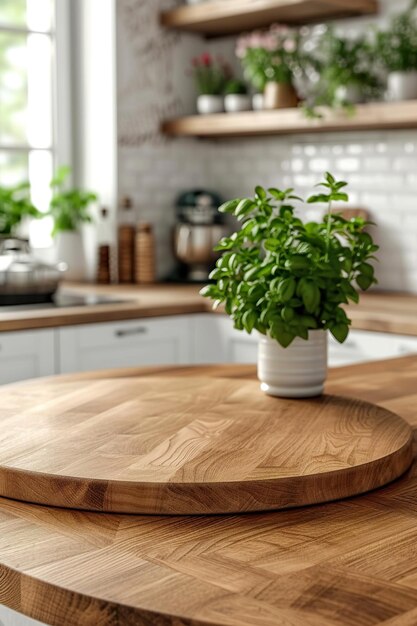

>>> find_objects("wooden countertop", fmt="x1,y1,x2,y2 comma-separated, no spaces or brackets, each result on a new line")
2,283,417,336
1,358,417,625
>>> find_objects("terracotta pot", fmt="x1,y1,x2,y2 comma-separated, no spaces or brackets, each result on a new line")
258,330,328,398
263,81,299,110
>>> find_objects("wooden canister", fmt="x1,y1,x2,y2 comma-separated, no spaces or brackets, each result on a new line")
135,223,156,284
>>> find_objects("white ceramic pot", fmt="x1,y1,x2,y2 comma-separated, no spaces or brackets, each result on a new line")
55,231,87,282
197,95,223,115
224,94,251,113
335,84,365,104
387,71,417,101
258,330,328,398
252,93,264,111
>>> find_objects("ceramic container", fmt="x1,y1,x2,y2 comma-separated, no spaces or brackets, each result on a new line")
55,231,87,282
258,330,328,398
252,93,264,111
224,94,251,113
387,71,417,102
263,81,299,110
197,95,223,115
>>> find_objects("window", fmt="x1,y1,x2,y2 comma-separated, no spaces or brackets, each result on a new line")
0,0,55,246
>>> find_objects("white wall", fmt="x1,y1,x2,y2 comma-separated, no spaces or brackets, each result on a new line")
116,0,417,291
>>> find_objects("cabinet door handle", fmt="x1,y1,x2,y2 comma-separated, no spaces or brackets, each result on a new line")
115,327,148,338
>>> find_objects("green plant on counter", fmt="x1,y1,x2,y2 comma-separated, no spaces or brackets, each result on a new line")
304,29,384,117
224,79,248,95
376,0,417,72
200,173,378,348
49,166,98,236
0,181,40,235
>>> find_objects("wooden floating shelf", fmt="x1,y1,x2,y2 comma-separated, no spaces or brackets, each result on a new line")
160,0,378,37
162,101,417,138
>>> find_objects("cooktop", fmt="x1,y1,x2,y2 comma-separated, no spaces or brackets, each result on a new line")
0,293,127,311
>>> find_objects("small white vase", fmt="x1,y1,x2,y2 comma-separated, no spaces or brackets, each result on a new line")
335,84,365,104
387,71,417,101
55,231,87,282
196,95,223,115
224,94,251,113
258,330,328,398
252,93,264,111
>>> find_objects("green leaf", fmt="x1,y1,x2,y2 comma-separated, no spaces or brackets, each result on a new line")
235,198,255,219
255,185,266,200
330,323,349,343
297,279,321,314
307,193,331,204
281,306,295,322
242,310,257,333
356,274,373,290
325,172,335,184
277,277,296,302
286,256,310,271
218,199,240,214
359,262,374,277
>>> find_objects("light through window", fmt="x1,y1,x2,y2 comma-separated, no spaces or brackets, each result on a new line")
0,0,55,247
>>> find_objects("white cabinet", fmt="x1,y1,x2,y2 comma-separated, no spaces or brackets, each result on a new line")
194,315,417,368
193,314,258,364
0,329,55,385
329,329,417,367
58,315,193,374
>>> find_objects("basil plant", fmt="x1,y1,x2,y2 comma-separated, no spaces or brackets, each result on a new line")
201,173,378,348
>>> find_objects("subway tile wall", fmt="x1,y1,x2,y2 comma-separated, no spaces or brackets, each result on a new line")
117,0,417,290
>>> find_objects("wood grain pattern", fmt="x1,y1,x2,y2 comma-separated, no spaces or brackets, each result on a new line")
0,375,412,514
160,0,377,36
1,360,417,625
162,102,417,138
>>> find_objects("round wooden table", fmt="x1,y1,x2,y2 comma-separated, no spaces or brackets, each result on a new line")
0,361,417,626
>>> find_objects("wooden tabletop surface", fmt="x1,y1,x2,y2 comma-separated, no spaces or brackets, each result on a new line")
2,283,417,337
2,358,417,625
0,374,412,515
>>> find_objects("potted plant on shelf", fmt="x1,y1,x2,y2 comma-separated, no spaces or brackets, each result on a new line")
236,25,301,110
376,0,417,101
0,181,40,236
304,29,384,117
48,166,98,281
224,78,251,113
190,53,230,115
200,173,378,399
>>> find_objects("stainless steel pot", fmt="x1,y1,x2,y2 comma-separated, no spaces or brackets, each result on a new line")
0,237,67,305
174,224,228,281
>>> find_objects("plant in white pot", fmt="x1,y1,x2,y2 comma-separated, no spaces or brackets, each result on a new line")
304,29,384,117
200,173,378,398
190,53,230,115
224,79,251,113
376,0,417,102
49,166,98,282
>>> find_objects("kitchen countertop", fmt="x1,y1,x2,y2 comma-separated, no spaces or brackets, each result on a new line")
2,283,417,336
1,357,417,625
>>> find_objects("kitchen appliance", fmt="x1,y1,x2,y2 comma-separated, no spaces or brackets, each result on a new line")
173,190,229,282
0,292,127,311
0,237,67,305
